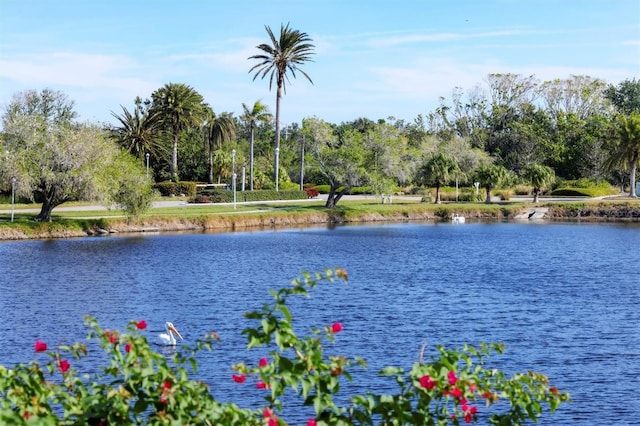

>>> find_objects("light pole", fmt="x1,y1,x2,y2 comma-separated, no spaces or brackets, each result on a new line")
299,135,305,191
231,149,236,209
10,176,16,222
145,152,150,178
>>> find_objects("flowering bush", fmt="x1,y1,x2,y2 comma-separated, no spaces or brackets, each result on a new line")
0,268,568,425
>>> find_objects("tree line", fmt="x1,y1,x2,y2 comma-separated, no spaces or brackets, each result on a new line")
1,23,639,220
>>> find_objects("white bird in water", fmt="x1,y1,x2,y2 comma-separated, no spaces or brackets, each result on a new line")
155,322,183,346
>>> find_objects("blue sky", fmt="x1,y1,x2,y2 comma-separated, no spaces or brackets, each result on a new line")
1,0,638,127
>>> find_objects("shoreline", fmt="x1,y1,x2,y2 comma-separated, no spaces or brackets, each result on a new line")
1,198,639,241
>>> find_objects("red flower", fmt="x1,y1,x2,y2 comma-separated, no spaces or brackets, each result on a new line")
160,395,167,404
267,419,277,426
163,380,172,390
34,340,47,352
447,371,458,386
125,343,131,353
259,357,268,367
451,388,463,399
104,330,118,344
331,322,343,333
307,420,317,426
136,320,147,330
232,374,246,383
263,408,273,418
419,374,437,390
58,359,70,373
256,381,268,389
23,412,30,419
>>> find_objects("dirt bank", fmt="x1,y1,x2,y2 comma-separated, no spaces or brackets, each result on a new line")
1,201,638,241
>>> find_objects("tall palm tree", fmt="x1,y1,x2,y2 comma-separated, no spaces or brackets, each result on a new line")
110,99,164,163
241,100,273,190
150,83,204,182
415,152,459,204
606,112,640,197
203,107,236,184
248,23,315,191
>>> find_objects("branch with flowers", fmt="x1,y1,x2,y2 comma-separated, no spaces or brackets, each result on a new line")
0,268,569,425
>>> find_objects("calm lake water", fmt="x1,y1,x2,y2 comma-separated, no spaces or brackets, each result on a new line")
1,221,639,424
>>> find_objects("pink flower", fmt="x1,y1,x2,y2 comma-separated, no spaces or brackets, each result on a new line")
263,408,273,418
34,340,47,352
125,343,131,353
469,382,477,393
451,388,463,399
160,395,167,404
136,320,147,330
419,374,437,390
447,371,458,386
307,420,317,426
267,419,277,426
331,322,343,333
58,359,70,373
232,374,246,383
256,381,268,389
259,357,268,367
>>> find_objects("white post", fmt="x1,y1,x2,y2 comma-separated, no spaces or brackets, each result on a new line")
241,167,245,192
232,150,236,209
11,176,16,222
145,152,150,178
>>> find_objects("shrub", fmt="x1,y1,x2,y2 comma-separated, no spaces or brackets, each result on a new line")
305,188,320,198
153,182,197,197
0,269,569,425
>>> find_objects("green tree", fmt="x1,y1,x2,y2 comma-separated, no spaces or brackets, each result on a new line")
474,164,509,204
2,91,151,221
606,112,640,197
109,98,165,166
248,23,315,191
521,163,555,203
150,83,205,182
415,152,460,204
605,78,640,115
305,117,368,208
202,107,236,184
241,101,273,190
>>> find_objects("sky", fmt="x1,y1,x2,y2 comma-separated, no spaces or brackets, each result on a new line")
1,0,638,127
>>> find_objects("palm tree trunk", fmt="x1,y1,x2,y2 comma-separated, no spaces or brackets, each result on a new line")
629,153,638,197
249,125,255,190
274,80,283,191
435,185,441,204
172,132,179,182
208,143,214,184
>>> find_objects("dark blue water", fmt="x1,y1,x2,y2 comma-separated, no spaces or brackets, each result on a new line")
1,222,639,424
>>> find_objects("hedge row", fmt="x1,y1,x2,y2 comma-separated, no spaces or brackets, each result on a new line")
192,189,308,204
